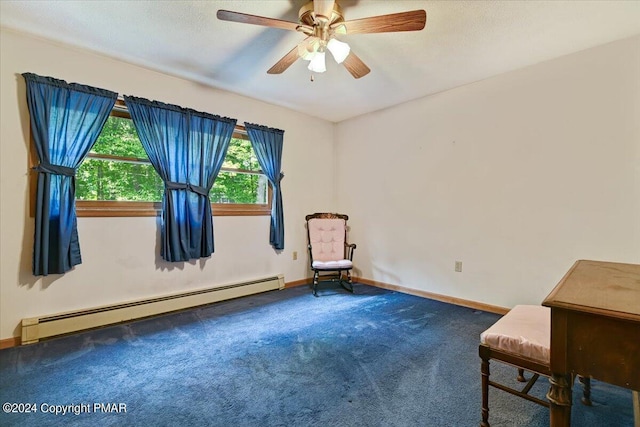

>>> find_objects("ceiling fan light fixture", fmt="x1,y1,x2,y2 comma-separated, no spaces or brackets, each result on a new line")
308,50,326,73
327,38,350,64
298,38,321,61
299,48,317,61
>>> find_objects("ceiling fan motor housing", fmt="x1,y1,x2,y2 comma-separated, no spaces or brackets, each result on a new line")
299,1,344,27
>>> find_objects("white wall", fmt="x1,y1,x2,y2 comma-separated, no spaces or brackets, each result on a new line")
2,28,639,341
335,35,640,308
0,28,335,340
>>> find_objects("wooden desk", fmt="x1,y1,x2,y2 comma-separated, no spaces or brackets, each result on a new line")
542,260,640,427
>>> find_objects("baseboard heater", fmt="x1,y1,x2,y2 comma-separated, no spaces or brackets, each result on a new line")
21,274,284,345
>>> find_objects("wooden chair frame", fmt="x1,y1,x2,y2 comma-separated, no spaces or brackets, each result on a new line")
305,213,356,297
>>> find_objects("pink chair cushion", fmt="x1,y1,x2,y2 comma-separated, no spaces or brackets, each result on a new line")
480,305,550,365
308,218,347,262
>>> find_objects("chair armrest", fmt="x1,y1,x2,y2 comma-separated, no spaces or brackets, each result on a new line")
345,243,356,261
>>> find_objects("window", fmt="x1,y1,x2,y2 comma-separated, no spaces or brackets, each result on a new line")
211,129,271,215
74,101,271,217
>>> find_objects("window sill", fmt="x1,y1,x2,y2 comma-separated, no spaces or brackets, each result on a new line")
75,201,270,217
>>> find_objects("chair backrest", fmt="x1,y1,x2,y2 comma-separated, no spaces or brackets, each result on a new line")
306,213,349,262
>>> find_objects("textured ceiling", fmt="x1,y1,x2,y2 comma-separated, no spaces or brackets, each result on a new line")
1,1,639,122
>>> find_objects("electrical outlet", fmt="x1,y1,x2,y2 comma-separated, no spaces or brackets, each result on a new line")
292,251,298,261
455,261,462,272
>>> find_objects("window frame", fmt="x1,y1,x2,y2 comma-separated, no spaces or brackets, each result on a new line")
43,100,272,217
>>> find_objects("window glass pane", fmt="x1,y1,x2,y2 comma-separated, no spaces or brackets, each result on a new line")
211,171,268,204
223,137,261,171
92,115,146,158
76,158,163,201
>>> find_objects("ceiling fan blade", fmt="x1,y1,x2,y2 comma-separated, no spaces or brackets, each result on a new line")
268,38,311,74
342,51,370,79
335,10,426,35
314,0,335,20
217,10,300,31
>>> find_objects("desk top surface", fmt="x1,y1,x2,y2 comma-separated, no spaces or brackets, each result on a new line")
542,260,640,321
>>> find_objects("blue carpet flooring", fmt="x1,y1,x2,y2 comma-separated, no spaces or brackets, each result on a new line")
0,283,634,426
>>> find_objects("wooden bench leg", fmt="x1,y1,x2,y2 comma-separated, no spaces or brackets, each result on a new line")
517,368,526,382
481,357,490,427
579,376,592,406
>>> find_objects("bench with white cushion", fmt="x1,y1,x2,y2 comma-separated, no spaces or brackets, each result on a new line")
479,305,591,427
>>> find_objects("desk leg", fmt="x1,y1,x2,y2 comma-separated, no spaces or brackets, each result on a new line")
547,373,572,426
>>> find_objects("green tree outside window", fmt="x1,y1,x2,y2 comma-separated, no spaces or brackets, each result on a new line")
76,115,268,206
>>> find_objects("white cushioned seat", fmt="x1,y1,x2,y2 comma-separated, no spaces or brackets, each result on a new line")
480,305,550,365
478,304,594,426
312,260,353,270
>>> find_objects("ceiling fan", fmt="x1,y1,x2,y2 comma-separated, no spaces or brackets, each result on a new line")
217,0,427,79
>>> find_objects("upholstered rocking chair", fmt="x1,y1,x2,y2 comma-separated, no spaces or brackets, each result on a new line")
305,213,356,297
